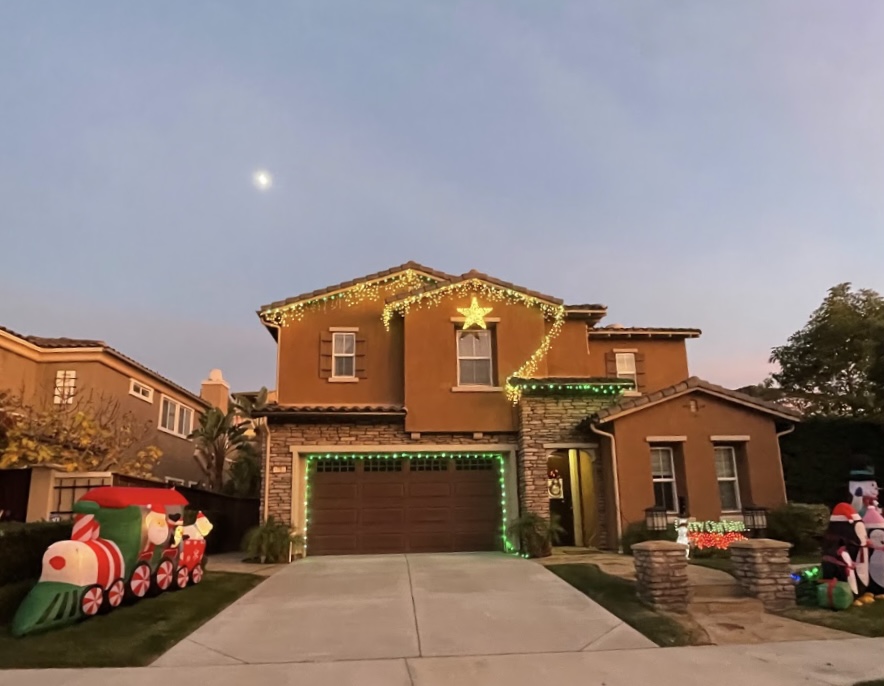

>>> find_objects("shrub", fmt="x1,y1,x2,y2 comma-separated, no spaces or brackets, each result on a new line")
241,517,302,564
506,513,565,558
766,503,829,555
0,521,72,585
620,521,676,555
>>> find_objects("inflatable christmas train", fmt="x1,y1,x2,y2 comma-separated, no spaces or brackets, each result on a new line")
12,487,212,637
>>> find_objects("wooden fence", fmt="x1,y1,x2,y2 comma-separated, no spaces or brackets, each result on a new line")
0,468,31,522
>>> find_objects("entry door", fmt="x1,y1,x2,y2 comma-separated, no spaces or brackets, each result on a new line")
547,452,575,546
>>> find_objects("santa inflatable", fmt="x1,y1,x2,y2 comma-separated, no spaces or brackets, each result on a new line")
821,503,871,602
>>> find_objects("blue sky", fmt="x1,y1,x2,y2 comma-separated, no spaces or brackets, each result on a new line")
1,2,883,394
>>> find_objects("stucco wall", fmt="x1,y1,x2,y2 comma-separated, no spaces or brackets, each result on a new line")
611,391,788,526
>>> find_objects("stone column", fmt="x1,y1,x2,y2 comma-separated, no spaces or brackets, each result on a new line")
632,540,691,612
729,539,795,611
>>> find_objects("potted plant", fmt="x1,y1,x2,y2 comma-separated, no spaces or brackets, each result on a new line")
507,512,565,558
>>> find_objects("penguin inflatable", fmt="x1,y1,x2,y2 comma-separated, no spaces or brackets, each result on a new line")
821,503,868,598
864,507,884,598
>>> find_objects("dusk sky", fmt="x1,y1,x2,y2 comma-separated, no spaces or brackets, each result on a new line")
2,2,883,395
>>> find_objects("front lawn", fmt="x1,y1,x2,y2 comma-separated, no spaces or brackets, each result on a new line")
547,563,705,647
0,572,262,669
780,600,884,638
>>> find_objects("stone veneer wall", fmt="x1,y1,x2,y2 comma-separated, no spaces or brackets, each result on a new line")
729,539,796,611
632,540,691,612
517,395,616,546
263,417,517,525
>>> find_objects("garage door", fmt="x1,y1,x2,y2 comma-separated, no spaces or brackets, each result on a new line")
307,455,503,555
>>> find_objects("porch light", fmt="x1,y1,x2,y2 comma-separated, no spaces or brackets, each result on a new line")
645,506,669,532
742,506,768,537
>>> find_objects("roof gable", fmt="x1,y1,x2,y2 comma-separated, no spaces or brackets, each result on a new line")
590,376,802,423
258,261,453,326
385,269,563,308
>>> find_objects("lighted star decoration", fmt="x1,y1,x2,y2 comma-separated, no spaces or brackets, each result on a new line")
457,297,493,329
252,169,273,191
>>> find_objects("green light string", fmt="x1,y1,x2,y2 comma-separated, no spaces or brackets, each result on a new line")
302,452,513,556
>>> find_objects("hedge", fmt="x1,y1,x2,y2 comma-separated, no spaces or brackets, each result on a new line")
781,418,884,506
0,521,72,586
766,503,829,555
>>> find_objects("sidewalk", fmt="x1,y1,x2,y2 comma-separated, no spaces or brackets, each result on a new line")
206,552,284,578
1,637,882,685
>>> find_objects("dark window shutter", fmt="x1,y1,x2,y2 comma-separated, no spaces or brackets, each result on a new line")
319,333,333,379
355,337,367,379
635,353,647,391
604,352,617,377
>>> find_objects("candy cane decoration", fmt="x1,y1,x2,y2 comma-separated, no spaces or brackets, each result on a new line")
72,514,100,542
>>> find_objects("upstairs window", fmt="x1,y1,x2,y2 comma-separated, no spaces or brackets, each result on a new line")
714,445,742,512
53,370,77,405
130,379,154,403
332,332,356,379
457,330,494,386
615,352,637,387
160,396,193,438
650,446,678,513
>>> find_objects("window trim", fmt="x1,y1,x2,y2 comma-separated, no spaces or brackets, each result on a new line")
650,445,679,514
714,445,742,513
455,328,495,388
53,370,77,405
158,395,194,438
129,379,154,403
331,331,357,380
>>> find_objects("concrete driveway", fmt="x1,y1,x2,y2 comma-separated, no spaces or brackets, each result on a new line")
154,552,654,666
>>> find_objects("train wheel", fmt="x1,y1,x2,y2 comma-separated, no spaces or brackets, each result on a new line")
129,563,151,600
105,579,125,610
175,565,189,589
155,559,174,592
191,564,204,585
81,585,104,617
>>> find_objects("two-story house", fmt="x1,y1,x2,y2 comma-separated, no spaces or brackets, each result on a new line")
0,325,231,484
255,262,799,555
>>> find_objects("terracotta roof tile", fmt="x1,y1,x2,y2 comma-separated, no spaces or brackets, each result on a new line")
259,261,454,312
565,304,607,311
588,326,701,338
590,376,802,423
255,403,406,416
0,325,210,408
386,269,564,306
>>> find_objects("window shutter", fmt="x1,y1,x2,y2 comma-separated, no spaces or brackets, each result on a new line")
604,352,617,377
635,352,647,390
319,333,333,379
355,336,367,379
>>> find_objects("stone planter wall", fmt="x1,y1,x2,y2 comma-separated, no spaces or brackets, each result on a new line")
632,540,691,612
729,539,795,611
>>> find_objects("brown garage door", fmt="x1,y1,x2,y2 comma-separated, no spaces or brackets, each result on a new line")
307,455,502,555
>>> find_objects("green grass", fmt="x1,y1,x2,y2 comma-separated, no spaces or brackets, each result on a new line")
780,599,884,638
547,564,701,647
0,572,262,669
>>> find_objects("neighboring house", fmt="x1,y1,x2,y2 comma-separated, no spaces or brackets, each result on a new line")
254,262,800,555
0,325,231,485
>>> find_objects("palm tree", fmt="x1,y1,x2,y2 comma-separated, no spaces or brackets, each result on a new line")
189,388,267,492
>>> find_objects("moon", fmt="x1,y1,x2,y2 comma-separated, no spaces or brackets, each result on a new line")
252,170,273,191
